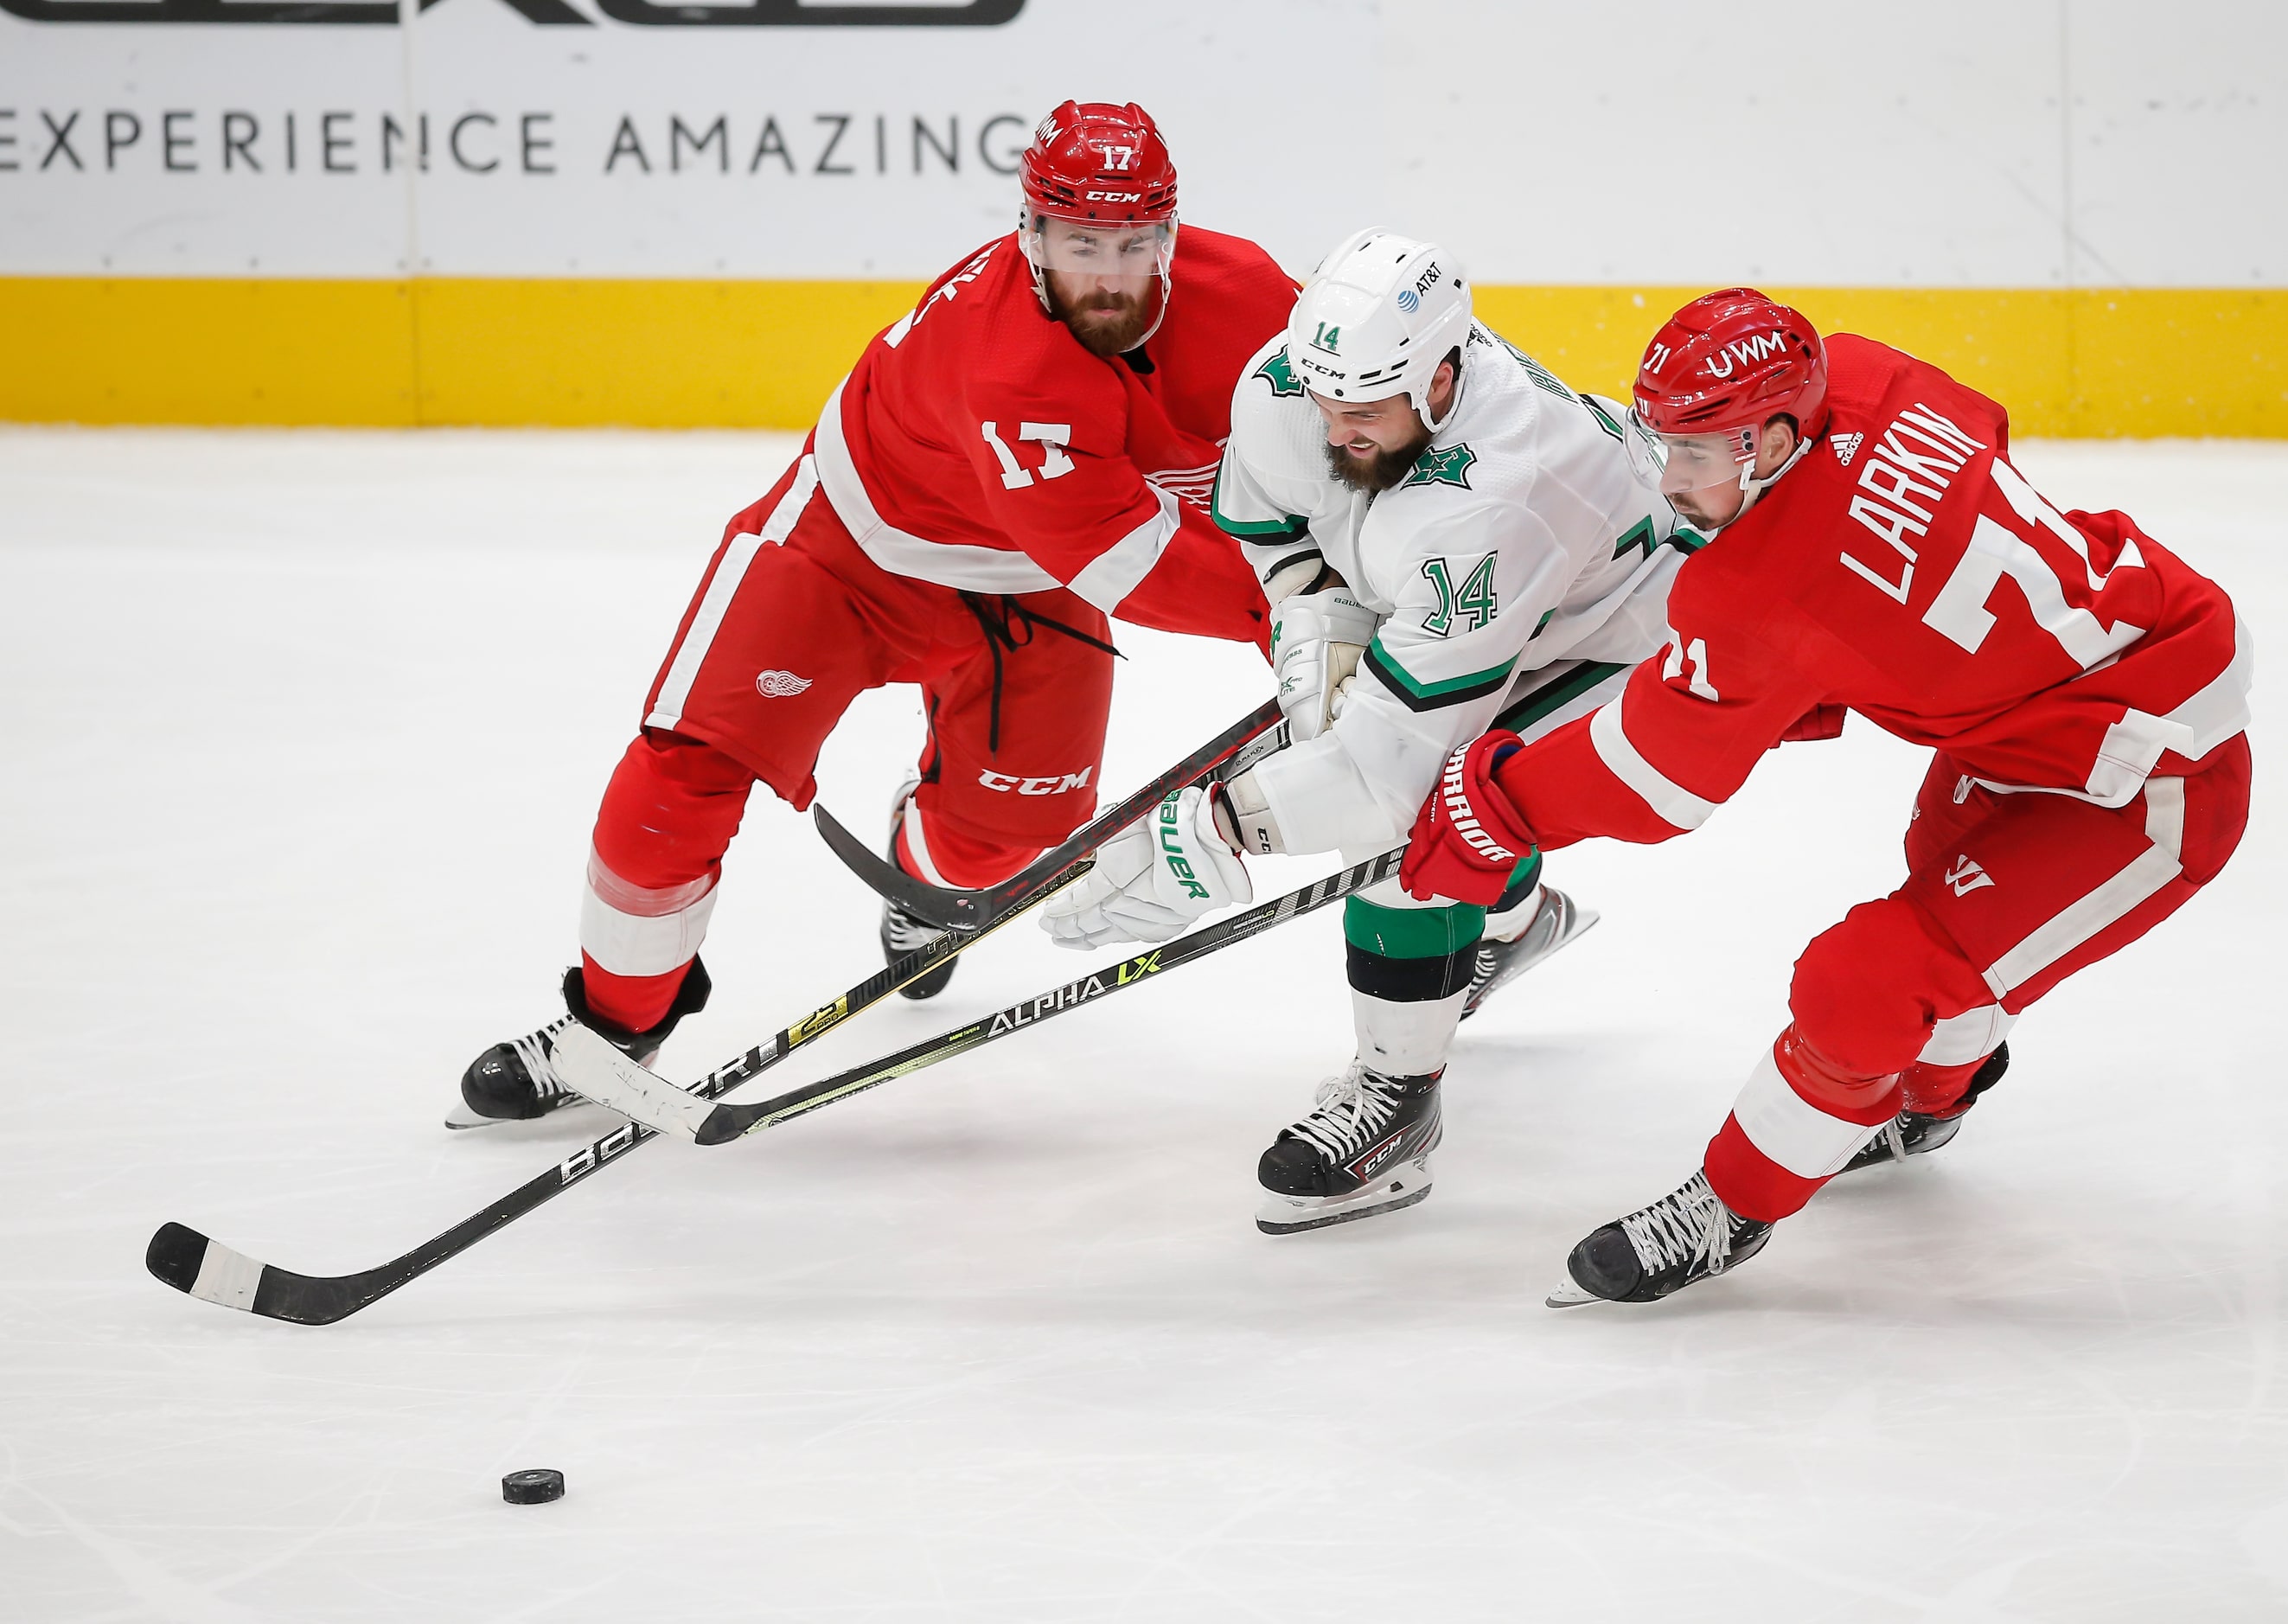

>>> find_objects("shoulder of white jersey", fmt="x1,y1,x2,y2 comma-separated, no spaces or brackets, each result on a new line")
1364,326,1556,513
1225,335,1330,480
1452,326,1666,508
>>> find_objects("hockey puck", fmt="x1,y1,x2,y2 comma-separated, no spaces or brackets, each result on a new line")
502,1468,565,1506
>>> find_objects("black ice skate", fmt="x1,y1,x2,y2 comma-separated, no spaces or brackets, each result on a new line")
1461,884,1599,1021
1256,1065,1441,1235
1546,1167,1774,1307
1841,1045,2010,1174
446,960,711,1128
880,898,959,1001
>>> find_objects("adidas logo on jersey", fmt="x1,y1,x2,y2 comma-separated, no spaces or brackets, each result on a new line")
1831,432,1864,467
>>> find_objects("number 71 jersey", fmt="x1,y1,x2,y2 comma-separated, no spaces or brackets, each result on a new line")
1500,334,2252,852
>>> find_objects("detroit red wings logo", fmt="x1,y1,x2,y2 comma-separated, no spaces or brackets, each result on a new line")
1144,458,1221,512
756,669,814,698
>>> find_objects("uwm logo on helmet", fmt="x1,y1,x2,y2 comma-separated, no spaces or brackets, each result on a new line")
1704,329,1791,380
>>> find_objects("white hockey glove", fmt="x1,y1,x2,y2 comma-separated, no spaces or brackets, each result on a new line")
1270,586,1379,741
1040,785,1254,950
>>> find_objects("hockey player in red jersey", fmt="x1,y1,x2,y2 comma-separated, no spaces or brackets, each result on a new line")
450,101,1296,1126
1402,289,2253,1304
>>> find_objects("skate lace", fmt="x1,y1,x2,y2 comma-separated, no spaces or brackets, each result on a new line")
1620,1172,1744,1276
509,1013,578,1103
1288,1067,1405,1163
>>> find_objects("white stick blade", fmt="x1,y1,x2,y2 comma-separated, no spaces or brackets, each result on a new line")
549,1024,709,1141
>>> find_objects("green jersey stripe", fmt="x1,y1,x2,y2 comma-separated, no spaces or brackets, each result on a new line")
1495,659,1631,733
1210,461,1309,540
1364,640,1518,713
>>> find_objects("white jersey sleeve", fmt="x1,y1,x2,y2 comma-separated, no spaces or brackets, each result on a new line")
1249,488,1558,854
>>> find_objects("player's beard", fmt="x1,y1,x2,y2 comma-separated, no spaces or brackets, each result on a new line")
1325,423,1431,494
1047,278,1159,358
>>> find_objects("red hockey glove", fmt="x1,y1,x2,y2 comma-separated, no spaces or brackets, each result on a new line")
1401,731,1536,905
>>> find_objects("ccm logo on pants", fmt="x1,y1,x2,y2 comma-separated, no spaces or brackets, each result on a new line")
978,769,1094,796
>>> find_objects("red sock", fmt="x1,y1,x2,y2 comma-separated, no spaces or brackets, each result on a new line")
1703,1026,1903,1223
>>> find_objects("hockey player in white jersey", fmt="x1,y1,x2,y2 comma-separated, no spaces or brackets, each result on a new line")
1041,229,1697,1232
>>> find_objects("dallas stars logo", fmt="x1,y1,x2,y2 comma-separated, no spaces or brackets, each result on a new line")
1402,443,1477,489
1255,348,1305,398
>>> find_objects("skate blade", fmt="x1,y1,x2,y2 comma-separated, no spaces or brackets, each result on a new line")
1463,893,1601,1019
1543,1278,1601,1309
441,1097,593,1131
1256,1164,1432,1236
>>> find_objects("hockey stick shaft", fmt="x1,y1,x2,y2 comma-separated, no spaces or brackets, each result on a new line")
692,847,1405,1146
144,708,1284,1326
144,847,1091,1327
813,700,1285,930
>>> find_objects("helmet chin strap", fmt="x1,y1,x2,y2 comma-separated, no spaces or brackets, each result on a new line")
1725,429,1815,519
1133,272,1173,348
1412,349,1466,436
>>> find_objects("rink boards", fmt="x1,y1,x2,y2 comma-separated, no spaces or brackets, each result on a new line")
5,2,2286,436
5,276,2285,438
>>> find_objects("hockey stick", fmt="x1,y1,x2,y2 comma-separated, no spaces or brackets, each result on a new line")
562,847,1406,1148
142,705,1283,1327
813,704,1288,931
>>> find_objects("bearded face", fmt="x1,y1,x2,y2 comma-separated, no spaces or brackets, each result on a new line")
1323,417,1433,493
1044,271,1160,358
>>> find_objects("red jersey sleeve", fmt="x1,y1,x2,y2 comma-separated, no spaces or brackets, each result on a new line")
959,369,1265,645
1108,515,1272,649
1490,596,1828,850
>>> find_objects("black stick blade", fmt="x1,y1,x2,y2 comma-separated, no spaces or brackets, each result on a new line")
813,802,1010,931
145,1221,211,1294
144,1222,324,1320
693,1106,744,1148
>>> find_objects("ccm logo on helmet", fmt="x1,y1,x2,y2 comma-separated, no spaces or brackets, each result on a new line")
1437,748,1517,865
978,768,1093,796
1084,190,1143,201
1704,329,1792,380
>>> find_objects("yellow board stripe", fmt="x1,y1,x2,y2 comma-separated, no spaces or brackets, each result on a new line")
4,277,2284,437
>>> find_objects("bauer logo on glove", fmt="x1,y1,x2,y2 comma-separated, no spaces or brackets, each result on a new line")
1043,785,1254,950
1159,796,1214,898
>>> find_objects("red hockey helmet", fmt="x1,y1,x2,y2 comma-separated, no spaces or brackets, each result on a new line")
1633,288,1829,444
1020,101,1178,225
1018,101,1180,346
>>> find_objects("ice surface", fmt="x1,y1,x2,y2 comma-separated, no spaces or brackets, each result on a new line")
3,428,2284,1621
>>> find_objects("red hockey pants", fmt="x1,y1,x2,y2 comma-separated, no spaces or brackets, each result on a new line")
1706,735,2252,1222
579,447,1116,1032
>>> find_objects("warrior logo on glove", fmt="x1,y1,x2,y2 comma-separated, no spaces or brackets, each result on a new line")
1400,731,1537,906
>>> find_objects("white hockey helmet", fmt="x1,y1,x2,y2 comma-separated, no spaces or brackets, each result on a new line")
1285,228,1472,432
